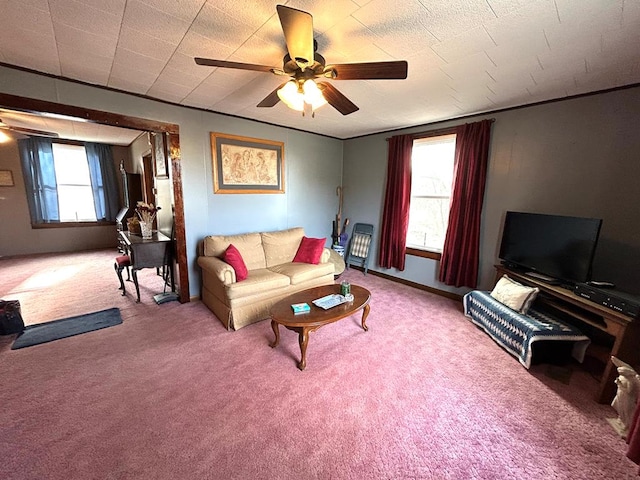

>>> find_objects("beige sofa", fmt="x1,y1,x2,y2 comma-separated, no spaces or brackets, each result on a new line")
197,227,335,330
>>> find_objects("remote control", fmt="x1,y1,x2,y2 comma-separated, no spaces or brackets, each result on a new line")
586,281,615,288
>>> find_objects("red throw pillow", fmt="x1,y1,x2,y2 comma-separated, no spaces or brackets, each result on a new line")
223,244,248,281
293,236,326,265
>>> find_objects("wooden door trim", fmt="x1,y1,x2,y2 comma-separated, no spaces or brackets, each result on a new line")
168,133,188,303
0,93,179,134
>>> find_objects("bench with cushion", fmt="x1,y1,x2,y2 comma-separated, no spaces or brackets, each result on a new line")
463,275,590,368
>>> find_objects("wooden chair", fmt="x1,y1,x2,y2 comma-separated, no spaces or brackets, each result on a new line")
345,223,374,274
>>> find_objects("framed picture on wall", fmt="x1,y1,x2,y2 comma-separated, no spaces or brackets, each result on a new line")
152,132,169,179
0,170,14,186
210,132,284,194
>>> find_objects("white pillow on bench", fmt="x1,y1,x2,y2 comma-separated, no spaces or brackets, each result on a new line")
490,275,539,314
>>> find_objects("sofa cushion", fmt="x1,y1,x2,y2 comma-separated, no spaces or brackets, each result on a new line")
269,262,335,285
293,236,326,264
225,268,291,300
203,232,266,270
261,227,305,267
223,244,248,281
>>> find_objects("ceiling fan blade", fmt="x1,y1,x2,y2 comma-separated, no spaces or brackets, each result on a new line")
0,125,59,137
194,58,275,73
276,5,314,70
317,82,359,116
327,61,408,80
257,83,288,108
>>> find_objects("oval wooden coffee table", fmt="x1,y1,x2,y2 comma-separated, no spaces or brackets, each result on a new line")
269,284,371,370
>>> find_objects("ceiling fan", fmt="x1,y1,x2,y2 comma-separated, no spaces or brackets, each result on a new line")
195,4,408,116
0,118,59,138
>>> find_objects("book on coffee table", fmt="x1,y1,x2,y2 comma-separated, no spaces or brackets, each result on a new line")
312,294,347,310
291,302,311,314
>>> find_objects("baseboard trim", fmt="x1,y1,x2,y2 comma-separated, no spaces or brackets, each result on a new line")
188,270,462,304
347,266,463,302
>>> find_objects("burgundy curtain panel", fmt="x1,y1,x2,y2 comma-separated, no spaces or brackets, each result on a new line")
379,134,413,271
438,119,493,288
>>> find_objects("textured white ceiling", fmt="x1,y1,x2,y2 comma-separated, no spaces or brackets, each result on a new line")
0,0,639,139
0,109,143,145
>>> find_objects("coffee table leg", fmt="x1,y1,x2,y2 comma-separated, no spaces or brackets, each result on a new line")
298,327,309,371
361,304,370,331
269,320,280,348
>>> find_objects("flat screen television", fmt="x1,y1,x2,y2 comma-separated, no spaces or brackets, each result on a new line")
498,211,602,285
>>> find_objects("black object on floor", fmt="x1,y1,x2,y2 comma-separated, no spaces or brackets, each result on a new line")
153,292,179,304
0,300,25,335
545,365,574,385
11,308,122,350
530,340,574,366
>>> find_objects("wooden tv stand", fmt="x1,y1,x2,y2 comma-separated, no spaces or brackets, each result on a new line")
495,265,640,404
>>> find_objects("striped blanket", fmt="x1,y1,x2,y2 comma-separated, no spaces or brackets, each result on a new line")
463,290,590,369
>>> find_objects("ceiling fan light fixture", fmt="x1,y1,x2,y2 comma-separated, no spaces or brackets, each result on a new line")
302,79,327,110
277,80,305,111
277,79,327,113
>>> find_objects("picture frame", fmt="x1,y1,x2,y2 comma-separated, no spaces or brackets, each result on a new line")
0,169,14,187
151,132,169,179
211,132,284,194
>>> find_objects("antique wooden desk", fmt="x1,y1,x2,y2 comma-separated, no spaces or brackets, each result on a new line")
119,231,174,302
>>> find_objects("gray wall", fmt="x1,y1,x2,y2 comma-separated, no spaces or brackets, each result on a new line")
343,86,640,295
2,64,638,298
0,67,343,298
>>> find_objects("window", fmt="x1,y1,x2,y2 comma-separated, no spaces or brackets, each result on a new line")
406,133,456,255
51,143,97,222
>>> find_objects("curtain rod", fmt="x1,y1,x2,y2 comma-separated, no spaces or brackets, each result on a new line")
385,118,495,141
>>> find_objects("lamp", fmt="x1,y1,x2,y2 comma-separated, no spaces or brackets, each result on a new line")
277,79,328,114
277,81,304,111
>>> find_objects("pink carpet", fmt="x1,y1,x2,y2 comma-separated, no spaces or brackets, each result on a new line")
0,250,637,479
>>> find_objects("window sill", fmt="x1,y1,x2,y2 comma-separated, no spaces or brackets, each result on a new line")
32,221,115,229
406,247,441,261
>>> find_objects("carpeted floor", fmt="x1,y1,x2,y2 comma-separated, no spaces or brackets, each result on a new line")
0,249,169,326
0,249,637,479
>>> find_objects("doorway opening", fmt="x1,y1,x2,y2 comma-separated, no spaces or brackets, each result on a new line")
0,92,189,303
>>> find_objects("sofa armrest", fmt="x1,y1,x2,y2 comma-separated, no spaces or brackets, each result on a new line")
197,256,236,285
319,247,331,264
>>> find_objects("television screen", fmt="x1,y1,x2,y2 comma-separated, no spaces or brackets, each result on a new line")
498,211,602,285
